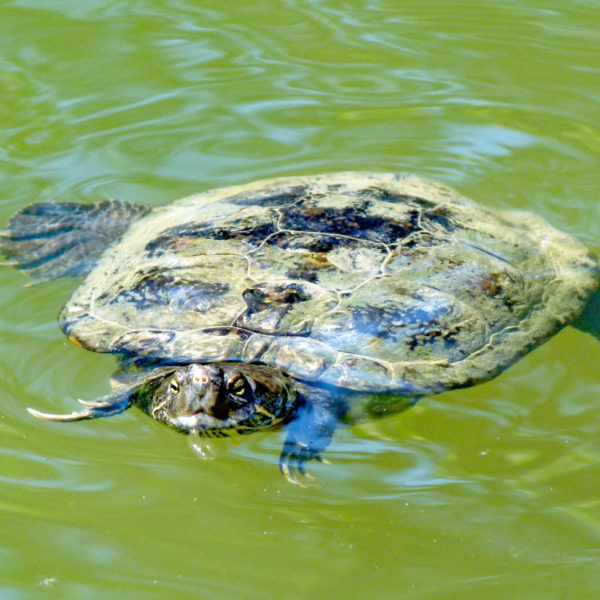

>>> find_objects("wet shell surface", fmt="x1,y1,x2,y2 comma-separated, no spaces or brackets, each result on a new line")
60,172,599,395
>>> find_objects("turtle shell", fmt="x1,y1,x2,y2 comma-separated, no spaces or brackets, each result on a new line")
60,172,599,395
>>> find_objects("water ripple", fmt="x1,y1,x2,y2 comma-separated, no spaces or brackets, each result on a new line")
1,0,600,595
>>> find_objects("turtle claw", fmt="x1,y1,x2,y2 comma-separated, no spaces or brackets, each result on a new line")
26,384,138,423
25,371,169,426
278,444,326,487
280,461,316,488
26,398,125,421
28,399,128,421
27,406,96,422
77,398,115,409
317,456,332,466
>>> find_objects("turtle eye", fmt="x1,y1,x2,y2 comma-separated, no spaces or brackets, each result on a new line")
228,375,248,397
169,377,180,394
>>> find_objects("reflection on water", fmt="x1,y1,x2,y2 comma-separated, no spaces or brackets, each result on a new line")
1,0,599,598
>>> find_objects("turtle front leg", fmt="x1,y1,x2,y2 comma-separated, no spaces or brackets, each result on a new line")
279,397,339,486
27,386,135,422
27,368,173,423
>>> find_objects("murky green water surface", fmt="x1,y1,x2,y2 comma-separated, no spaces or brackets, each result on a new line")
1,1,599,598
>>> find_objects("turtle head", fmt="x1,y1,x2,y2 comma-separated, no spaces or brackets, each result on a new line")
145,363,297,435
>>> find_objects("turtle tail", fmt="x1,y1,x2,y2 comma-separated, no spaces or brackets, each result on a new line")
0,199,150,283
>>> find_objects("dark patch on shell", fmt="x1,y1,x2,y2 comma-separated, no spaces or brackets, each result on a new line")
235,281,325,336
480,272,506,297
113,329,177,356
226,185,308,207
410,196,439,209
107,267,230,311
264,232,343,253
197,221,276,243
359,187,434,208
145,223,210,256
201,327,253,340
286,268,318,283
286,252,335,283
242,283,310,313
349,299,452,342
424,205,455,231
145,220,277,256
280,198,421,244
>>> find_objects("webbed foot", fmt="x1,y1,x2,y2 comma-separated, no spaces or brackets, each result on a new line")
279,398,337,486
279,442,331,487
0,199,149,282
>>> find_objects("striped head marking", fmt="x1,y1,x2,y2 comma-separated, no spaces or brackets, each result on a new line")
147,363,297,435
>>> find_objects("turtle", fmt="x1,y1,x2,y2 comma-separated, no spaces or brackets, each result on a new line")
1,172,598,484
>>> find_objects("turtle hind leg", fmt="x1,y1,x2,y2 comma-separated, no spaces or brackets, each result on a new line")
0,199,150,282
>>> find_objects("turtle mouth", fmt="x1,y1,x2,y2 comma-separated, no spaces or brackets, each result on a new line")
152,400,283,434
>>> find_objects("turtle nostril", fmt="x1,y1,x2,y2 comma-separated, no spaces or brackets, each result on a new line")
191,366,211,385
191,403,205,415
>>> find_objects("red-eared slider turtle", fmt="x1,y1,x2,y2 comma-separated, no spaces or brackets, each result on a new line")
2,173,598,484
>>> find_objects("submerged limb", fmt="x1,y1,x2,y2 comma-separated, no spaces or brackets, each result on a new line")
27,395,132,422
0,199,149,282
27,368,173,423
28,384,139,422
573,287,600,342
279,396,339,486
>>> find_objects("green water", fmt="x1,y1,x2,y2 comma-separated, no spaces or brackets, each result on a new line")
1,1,599,598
